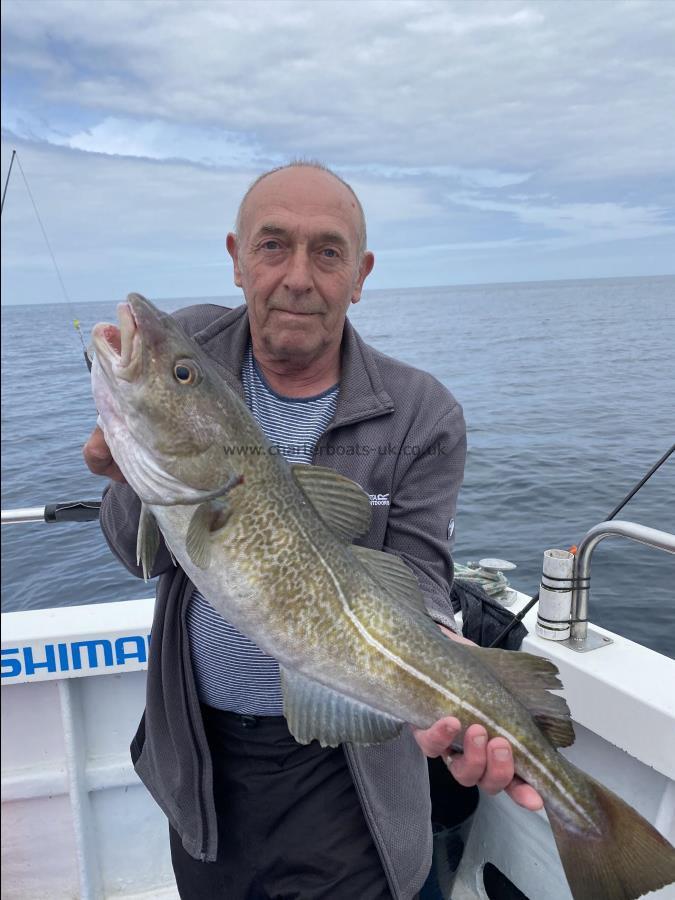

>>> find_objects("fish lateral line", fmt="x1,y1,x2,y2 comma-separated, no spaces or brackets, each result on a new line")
306,534,596,828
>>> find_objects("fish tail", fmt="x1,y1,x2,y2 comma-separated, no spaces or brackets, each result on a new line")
545,767,675,900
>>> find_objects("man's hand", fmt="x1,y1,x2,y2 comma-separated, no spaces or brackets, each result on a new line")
412,625,544,812
83,425,126,483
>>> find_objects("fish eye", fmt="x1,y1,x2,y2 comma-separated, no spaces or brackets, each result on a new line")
173,359,201,385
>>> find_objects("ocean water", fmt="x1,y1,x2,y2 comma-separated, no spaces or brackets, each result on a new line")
2,276,674,657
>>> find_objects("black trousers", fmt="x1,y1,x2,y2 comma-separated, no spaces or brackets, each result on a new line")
170,706,392,899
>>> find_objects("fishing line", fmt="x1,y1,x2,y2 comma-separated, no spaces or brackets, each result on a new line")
2,148,90,367
487,443,675,649
1,149,17,216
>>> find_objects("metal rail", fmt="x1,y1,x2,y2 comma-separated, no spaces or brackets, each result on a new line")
566,520,675,651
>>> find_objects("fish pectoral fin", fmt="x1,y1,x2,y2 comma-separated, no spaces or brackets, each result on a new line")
291,464,372,542
279,666,404,748
465,646,576,748
136,503,160,582
185,498,232,569
352,546,429,617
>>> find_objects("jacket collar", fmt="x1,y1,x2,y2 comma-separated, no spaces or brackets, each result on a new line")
192,304,394,424
334,318,394,427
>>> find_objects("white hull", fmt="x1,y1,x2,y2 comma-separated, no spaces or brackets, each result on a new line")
2,592,674,899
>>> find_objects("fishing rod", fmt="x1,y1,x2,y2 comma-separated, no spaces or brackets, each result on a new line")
1,148,91,368
1,149,17,215
1,501,102,525
487,442,675,649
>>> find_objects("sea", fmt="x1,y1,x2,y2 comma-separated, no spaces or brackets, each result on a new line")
2,275,674,657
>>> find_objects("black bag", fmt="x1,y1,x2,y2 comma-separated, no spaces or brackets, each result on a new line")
451,577,528,650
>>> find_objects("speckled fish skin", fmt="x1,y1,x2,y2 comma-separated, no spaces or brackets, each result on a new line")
91,294,675,900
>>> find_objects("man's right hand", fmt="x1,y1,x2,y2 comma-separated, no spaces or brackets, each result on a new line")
83,426,126,483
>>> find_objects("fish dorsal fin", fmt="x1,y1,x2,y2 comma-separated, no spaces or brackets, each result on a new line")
185,498,232,569
280,666,404,748
136,503,160,582
352,545,429,618
466,646,575,748
292,464,372,542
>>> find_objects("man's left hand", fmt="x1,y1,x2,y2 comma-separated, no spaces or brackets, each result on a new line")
412,718,544,811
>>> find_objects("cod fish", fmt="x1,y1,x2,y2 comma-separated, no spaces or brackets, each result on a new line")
91,294,675,900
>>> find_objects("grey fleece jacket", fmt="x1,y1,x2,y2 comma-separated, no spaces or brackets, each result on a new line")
100,303,467,900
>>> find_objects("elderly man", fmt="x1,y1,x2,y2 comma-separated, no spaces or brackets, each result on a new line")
84,162,541,900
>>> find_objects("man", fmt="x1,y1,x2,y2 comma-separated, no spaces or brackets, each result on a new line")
84,162,542,900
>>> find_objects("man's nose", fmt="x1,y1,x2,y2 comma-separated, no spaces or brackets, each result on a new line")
283,248,313,294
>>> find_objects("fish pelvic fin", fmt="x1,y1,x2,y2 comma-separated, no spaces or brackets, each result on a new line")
136,503,160,582
546,768,675,900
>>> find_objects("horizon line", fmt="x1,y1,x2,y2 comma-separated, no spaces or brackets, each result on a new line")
2,272,674,308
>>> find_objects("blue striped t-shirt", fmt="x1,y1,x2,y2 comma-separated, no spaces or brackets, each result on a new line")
186,343,339,714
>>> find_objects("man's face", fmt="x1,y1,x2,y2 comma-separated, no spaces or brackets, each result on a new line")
226,167,374,367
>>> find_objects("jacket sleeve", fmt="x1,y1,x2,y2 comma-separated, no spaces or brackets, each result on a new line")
383,400,467,633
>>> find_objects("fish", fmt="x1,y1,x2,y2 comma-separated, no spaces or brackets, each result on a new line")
91,293,675,900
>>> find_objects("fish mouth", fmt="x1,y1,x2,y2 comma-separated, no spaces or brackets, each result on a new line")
91,301,141,382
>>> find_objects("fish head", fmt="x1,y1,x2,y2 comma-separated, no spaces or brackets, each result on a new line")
91,293,236,504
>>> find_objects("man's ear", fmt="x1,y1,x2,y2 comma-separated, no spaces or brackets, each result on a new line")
351,251,375,304
226,233,243,287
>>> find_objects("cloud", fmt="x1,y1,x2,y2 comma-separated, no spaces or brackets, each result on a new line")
51,117,272,167
0,134,449,301
2,1,674,299
447,191,675,245
405,5,545,35
2,0,674,179
347,164,532,190
7,109,532,193
0,136,254,301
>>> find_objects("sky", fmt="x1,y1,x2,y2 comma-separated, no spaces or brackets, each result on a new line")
1,0,674,305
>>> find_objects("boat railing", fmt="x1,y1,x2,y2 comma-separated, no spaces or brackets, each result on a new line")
3,504,675,656
566,520,675,651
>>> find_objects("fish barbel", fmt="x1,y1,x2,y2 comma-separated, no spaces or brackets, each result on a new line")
91,294,675,900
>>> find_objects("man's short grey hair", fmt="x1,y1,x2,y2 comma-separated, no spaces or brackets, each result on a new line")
234,160,367,257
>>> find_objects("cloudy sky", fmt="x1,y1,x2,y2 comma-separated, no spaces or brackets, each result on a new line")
1,0,674,305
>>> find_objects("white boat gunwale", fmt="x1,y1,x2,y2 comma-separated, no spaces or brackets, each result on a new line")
3,587,675,899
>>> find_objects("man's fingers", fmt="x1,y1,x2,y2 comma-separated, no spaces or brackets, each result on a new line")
412,717,462,758
478,738,516,795
104,464,127,483
505,777,545,811
83,426,111,469
445,724,489,786
83,426,126,482
447,731,518,797
427,720,543,812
